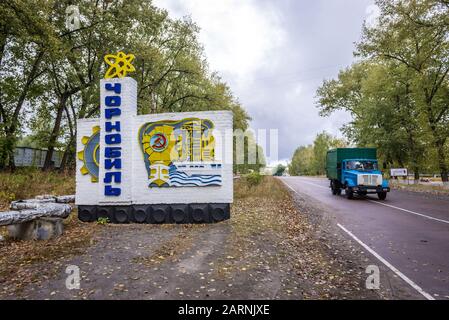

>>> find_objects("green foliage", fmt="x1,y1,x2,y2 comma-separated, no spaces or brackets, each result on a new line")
0,168,75,210
0,0,250,171
316,0,449,181
233,130,266,174
289,132,346,176
289,145,314,176
244,172,264,187
273,164,286,177
96,217,110,225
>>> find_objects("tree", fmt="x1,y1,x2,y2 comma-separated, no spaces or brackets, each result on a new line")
312,132,343,175
0,0,251,172
273,164,286,177
289,132,346,176
289,145,314,176
356,0,449,183
0,0,56,169
316,61,427,180
233,130,266,174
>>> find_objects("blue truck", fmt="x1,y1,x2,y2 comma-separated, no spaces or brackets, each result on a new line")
326,148,390,200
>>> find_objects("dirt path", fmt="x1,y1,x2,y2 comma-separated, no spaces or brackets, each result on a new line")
1,177,385,300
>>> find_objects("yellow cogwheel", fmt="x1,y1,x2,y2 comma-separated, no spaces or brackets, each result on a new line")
78,126,100,183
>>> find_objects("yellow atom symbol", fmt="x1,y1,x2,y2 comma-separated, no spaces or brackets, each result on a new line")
104,52,136,79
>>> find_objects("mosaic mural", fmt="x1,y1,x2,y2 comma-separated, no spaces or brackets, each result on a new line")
138,118,222,188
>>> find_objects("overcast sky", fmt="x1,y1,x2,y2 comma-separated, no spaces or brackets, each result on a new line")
153,0,377,165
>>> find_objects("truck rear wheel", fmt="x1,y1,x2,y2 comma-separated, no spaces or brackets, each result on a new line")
345,188,354,200
332,188,338,195
377,192,387,200
330,180,337,195
331,180,342,196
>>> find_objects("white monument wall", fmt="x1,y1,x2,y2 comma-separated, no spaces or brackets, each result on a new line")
76,77,233,207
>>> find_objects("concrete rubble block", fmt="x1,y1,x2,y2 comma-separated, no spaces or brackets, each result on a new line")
7,217,64,240
0,203,72,226
35,195,57,200
9,194,75,210
55,195,75,203
11,199,55,208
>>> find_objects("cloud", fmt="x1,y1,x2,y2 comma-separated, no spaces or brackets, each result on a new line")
154,0,376,161
155,0,286,80
365,4,381,28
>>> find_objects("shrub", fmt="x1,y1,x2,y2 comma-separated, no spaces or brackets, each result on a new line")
244,172,264,187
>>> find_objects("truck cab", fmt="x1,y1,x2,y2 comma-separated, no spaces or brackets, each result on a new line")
326,148,390,200
341,159,390,200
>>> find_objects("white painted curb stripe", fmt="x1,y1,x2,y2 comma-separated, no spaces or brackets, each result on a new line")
337,223,435,300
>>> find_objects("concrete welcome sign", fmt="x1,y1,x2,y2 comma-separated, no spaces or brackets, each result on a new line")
76,53,233,224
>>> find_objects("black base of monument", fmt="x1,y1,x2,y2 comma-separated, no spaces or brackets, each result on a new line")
77,203,230,224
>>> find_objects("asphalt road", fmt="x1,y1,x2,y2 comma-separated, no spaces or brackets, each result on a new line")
281,176,449,300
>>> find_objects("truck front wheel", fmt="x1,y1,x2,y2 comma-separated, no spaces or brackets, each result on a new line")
377,192,387,200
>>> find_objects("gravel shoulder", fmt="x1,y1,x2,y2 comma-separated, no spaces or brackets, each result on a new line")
0,177,389,300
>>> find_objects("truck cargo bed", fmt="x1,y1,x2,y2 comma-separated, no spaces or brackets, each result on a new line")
326,148,377,181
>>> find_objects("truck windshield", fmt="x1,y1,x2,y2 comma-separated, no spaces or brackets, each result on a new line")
346,161,378,171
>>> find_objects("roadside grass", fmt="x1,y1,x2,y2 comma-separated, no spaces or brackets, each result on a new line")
0,168,75,211
234,174,285,201
390,180,449,196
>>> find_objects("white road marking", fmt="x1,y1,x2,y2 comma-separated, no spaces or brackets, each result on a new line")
337,223,435,300
284,178,329,190
367,200,449,225
283,182,299,193
287,177,449,225
282,177,439,299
